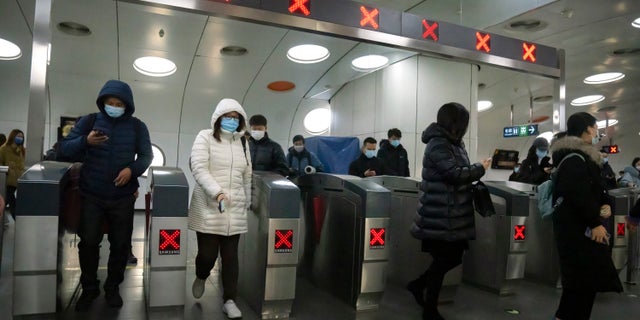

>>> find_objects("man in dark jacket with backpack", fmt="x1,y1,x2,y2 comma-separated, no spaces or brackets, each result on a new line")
59,80,152,311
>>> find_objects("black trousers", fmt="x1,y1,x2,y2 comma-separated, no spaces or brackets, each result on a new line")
556,288,597,320
417,242,465,314
195,232,240,302
78,193,135,292
6,186,16,218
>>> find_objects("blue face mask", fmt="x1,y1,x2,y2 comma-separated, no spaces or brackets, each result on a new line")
14,137,24,145
592,136,599,145
390,140,400,148
602,157,608,164
514,167,520,173
536,149,547,158
105,104,125,118
365,150,376,159
220,117,240,132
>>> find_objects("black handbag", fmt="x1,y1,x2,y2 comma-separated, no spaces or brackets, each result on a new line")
472,181,495,217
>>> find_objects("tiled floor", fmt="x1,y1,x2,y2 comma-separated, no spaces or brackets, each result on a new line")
1,212,639,319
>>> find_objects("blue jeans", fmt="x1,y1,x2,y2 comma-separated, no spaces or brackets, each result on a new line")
78,193,135,292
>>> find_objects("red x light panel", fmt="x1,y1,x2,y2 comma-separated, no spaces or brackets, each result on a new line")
601,145,620,154
159,229,180,255
275,229,294,253
289,0,310,16
617,223,625,237
514,225,526,241
370,228,386,249
422,20,439,41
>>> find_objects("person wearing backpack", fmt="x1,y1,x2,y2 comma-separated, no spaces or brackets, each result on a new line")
549,112,622,320
286,135,324,177
58,80,153,311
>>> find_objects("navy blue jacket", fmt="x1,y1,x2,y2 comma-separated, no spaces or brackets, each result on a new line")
286,147,324,177
59,80,153,200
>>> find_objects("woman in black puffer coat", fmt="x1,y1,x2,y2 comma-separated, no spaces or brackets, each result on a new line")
408,102,491,320
550,112,622,320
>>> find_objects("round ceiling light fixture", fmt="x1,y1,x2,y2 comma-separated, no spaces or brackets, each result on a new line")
570,95,604,106
0,38,22,60
287,44,330,64
583,72,625,84
133,56,177,77
537,131,554,143
477,100,493,112
351,54,389,71
304,108,331,135
632,17,640,28
596,119,618,129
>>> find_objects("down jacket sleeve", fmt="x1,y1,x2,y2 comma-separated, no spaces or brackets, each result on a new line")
191,130,222,201
428,140,485,185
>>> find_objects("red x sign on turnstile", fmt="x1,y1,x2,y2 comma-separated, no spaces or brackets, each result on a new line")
523,42,536,62
617,223,626,237
275,229,293,250
370,228,385,246
476,32,490,52
360,6,379,29
288,0,310,16
422,20,439,41
513,225,525,241
160,229,180,250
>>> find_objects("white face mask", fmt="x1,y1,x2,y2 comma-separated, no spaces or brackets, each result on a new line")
251,130,265,141
294,145,304,152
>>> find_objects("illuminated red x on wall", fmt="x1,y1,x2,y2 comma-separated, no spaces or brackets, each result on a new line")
370,228,385,246
617,223,626,237
422,20,439,41
289,0,310,16
275,230,293,249
513,225,525,241
160,229,180,250
360,6,379,29
523,42,536,62
476,32,490,52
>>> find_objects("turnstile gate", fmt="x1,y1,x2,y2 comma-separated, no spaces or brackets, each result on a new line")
463,181,529,295
296,173,391,311
240,172,300,319
367,175,461,303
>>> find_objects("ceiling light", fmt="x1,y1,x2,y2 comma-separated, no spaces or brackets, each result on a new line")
477,100,493,112
537,131,554,144
0,38,22,60
351,55,389,71
632,17,640,28
133,56,177,77
287,44,330,64
304,108,331,135
596,119,618,129
583,72,625,84
570,95,604,106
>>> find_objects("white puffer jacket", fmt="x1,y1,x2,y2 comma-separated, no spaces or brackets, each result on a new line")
188,98,252,236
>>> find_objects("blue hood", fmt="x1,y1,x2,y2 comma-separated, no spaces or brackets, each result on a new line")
96,80,135,117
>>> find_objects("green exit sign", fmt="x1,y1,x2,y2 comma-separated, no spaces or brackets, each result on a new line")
503,124,538,138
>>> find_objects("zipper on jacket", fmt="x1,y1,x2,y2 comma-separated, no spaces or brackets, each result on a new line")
228,135,234,236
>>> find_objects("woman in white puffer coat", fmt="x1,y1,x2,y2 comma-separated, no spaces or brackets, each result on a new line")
188,98,251,319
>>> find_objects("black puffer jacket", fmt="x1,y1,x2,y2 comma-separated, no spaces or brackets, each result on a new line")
411,123,485,242
376,142,409,177
248,133,289,176
551,136,622,293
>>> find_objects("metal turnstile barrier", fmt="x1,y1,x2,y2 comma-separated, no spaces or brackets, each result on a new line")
462,181,529,295
144,167,189,308
296,173,391,311
606,188,631,274
13,161,71,315
239,172,300,319
610,187,640,284
367,176,461,303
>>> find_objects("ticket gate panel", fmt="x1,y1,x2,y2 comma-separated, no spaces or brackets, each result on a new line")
14,216,58,271
612,215,628,270
13,274,57,315
267,218,300,267
264,266,297,300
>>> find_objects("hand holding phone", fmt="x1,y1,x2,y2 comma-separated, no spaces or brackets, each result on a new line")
87,130,109,145
218,200,225,213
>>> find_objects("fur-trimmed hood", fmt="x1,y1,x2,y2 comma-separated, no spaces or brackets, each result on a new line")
550,136,602,165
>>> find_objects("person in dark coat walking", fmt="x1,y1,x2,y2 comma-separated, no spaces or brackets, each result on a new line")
348,137,395,177
512,137,551,185
59,80,153,311
408,103,491,320
550,112,622,320
377,128,410,177
247,114,289,176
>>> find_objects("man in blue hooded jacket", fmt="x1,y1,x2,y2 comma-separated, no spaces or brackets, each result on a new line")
59,80,152,311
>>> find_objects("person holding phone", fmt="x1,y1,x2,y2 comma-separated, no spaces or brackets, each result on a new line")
549,112,622,320
188,98,251,319
512,137,551,185
348,137,395,177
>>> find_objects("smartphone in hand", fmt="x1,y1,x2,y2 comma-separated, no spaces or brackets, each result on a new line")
218,200,225,213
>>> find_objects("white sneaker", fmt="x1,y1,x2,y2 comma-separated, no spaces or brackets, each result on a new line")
192,278,205,299
222,299,242,319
